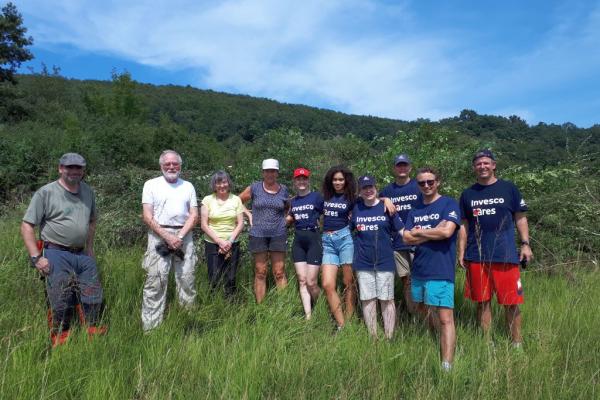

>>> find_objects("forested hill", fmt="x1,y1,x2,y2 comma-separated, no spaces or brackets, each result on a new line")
2,73,599,167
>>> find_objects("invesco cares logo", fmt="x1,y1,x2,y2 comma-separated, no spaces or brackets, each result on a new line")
413,213,440,223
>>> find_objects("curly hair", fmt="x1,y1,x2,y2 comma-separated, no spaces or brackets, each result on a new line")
322,165,357,203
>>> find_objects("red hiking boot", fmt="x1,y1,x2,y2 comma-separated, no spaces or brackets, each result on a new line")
50,330,71,347
87,325,108,341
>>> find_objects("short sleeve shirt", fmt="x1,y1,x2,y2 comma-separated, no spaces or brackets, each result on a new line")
405,196,461,282
142,176,198,226
249,181,289,237
350,201,404,272
380,179,422,251
23,181,96,248
323,193,353,231
459,179,527,264
289,191,324,230
201,193,244,242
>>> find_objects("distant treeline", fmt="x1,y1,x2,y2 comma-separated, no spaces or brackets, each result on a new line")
2,72,599,164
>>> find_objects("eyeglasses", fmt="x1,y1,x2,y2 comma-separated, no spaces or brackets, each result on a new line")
417,180,436,187
162,162,181,167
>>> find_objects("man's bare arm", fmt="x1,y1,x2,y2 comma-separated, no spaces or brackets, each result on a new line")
457,221,468,268
86,218,96,257
412,220,458,240
20,221,49,275
515,212,533,262
142,203,182,249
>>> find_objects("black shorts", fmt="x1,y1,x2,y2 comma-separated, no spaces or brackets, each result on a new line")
292,229,322,265
248,234,287,253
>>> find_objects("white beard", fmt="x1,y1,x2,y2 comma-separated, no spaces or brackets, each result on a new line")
163,171,180,182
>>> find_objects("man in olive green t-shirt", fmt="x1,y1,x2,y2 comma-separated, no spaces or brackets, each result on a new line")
21,153,105,346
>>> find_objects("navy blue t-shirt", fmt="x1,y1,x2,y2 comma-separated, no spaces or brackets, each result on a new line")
323,193,353,231
350,201,404,272
289,191,324,230
405,196,461,282
459,179,528,264
380,179,422,251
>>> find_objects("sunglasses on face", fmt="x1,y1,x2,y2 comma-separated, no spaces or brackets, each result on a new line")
417,180,436,187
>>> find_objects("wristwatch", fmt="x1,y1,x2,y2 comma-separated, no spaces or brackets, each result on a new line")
521,240,530,246
30,255,42,268
177,234,184,240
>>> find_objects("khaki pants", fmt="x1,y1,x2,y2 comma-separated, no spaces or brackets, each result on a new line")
141,230,197,331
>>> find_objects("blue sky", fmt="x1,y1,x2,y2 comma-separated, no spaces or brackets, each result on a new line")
14,0,600,127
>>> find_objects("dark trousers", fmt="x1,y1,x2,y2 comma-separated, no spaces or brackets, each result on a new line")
204,241,240,297
44,248,104,331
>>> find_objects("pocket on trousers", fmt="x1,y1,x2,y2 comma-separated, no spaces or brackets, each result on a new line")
142,250,161,271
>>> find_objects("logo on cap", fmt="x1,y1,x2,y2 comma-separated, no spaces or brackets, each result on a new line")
394,154,411,165
293,167,311,178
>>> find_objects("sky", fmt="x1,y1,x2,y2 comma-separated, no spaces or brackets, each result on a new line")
13,0,600,128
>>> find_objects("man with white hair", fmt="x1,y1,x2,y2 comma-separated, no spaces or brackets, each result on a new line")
141,150,198,331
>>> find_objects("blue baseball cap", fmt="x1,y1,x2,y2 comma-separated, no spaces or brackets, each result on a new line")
473,149,495,163
358,175,376,189
394,154,411,165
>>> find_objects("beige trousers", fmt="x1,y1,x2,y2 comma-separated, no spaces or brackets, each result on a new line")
141,229,197,331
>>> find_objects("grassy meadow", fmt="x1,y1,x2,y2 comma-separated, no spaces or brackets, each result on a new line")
0,213,598,400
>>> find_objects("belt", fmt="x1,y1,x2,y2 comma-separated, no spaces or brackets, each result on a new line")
160,225,184,229
44,242,84,253
296,227,319,232
323,226,350,235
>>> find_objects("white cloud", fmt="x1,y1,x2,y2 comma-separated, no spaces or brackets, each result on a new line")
18,0,464,121
16,0,600,125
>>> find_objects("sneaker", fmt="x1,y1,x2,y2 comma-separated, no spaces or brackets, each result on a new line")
441,361,452,372
512,341,524,353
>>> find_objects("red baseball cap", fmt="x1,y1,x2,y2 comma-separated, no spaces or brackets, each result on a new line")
293,167,311,178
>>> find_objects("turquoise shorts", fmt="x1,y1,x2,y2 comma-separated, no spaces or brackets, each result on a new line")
411,278,454,308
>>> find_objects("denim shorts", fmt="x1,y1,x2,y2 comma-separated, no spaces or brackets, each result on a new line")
411,278,454,308
321,225,354,266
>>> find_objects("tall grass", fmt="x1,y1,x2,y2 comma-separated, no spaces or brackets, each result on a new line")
1,215,598,399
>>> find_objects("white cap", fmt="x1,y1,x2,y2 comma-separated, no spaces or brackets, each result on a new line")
262,158,279,170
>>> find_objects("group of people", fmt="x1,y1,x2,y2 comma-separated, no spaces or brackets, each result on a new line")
22,149,533,372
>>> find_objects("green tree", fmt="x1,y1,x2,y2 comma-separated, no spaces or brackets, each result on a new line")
0,2,33,84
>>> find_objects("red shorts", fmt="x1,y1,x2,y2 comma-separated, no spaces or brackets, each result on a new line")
464,262,523,305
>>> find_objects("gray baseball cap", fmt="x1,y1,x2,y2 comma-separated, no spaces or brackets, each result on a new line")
59,153,86,166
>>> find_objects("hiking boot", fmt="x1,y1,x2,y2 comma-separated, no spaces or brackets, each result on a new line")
50,330,71,347
87,325,108,340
